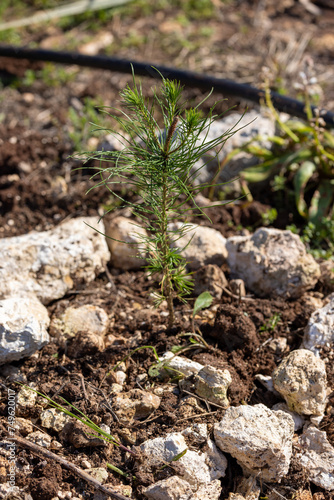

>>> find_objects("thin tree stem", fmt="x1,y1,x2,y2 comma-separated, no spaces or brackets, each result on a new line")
161,169,175,329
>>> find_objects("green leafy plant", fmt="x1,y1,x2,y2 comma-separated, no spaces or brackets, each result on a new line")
230,70,334,226
18,384,136,481
82,70,239,328
287,216,334,260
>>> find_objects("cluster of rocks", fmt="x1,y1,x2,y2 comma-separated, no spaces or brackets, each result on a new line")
0,214,325,365
0,110,333,499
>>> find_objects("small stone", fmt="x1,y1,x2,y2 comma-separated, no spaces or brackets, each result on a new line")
194,365,232,407
302,295,334,355
268,337,288,355
86,467,108,484
297,425,334,491
226,228,320,298
40,408,72,432
272,349,327,416
17,385,38,414
0,295,50,365
143,476,191,500
13,417,33,436
158,352,204,377
81,459,92,469
214,403,294,481
60,420,107,448
51,304,109,338
114,370,127,386
139,428,227,493
104,216,147,270
113,389,161,421
27,430,52,448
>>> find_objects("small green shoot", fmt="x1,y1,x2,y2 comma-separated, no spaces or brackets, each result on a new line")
157,448,188,471
259,313,281,334
18,384,135,456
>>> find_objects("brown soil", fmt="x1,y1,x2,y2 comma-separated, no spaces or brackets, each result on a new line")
0,1,334,499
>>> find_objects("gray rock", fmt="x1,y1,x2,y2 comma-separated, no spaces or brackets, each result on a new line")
0,296,50,365
272,349,327,416
214,403,294,481
302,294,334,355
169,222,227,270
297,425,334,491
104,216,147,270
0,217,110,304
226,228,320,298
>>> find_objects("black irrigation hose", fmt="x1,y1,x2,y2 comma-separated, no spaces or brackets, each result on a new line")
1,44,334,127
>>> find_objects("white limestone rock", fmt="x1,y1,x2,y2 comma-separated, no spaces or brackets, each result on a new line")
194,365,232,407
297,426,334,491
113,389,161,421
0,296,49,365
144,477,222,500
272,402,305,431
0,217,110,304
51,304,109,338
169,222,227,270
158,352,204,377
104,216,147,270
272,349,327,416
139,427,227,494
16,385,38,417
40,407,72,432
214,403,294,481
226,228,320,298
302,295,334,355
27,430,52,448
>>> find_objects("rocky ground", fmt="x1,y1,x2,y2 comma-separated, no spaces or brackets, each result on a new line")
0,1,334,499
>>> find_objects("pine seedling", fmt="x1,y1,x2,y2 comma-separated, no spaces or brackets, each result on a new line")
84,71,240,328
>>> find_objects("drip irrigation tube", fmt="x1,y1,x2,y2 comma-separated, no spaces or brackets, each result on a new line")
1,44,334,127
